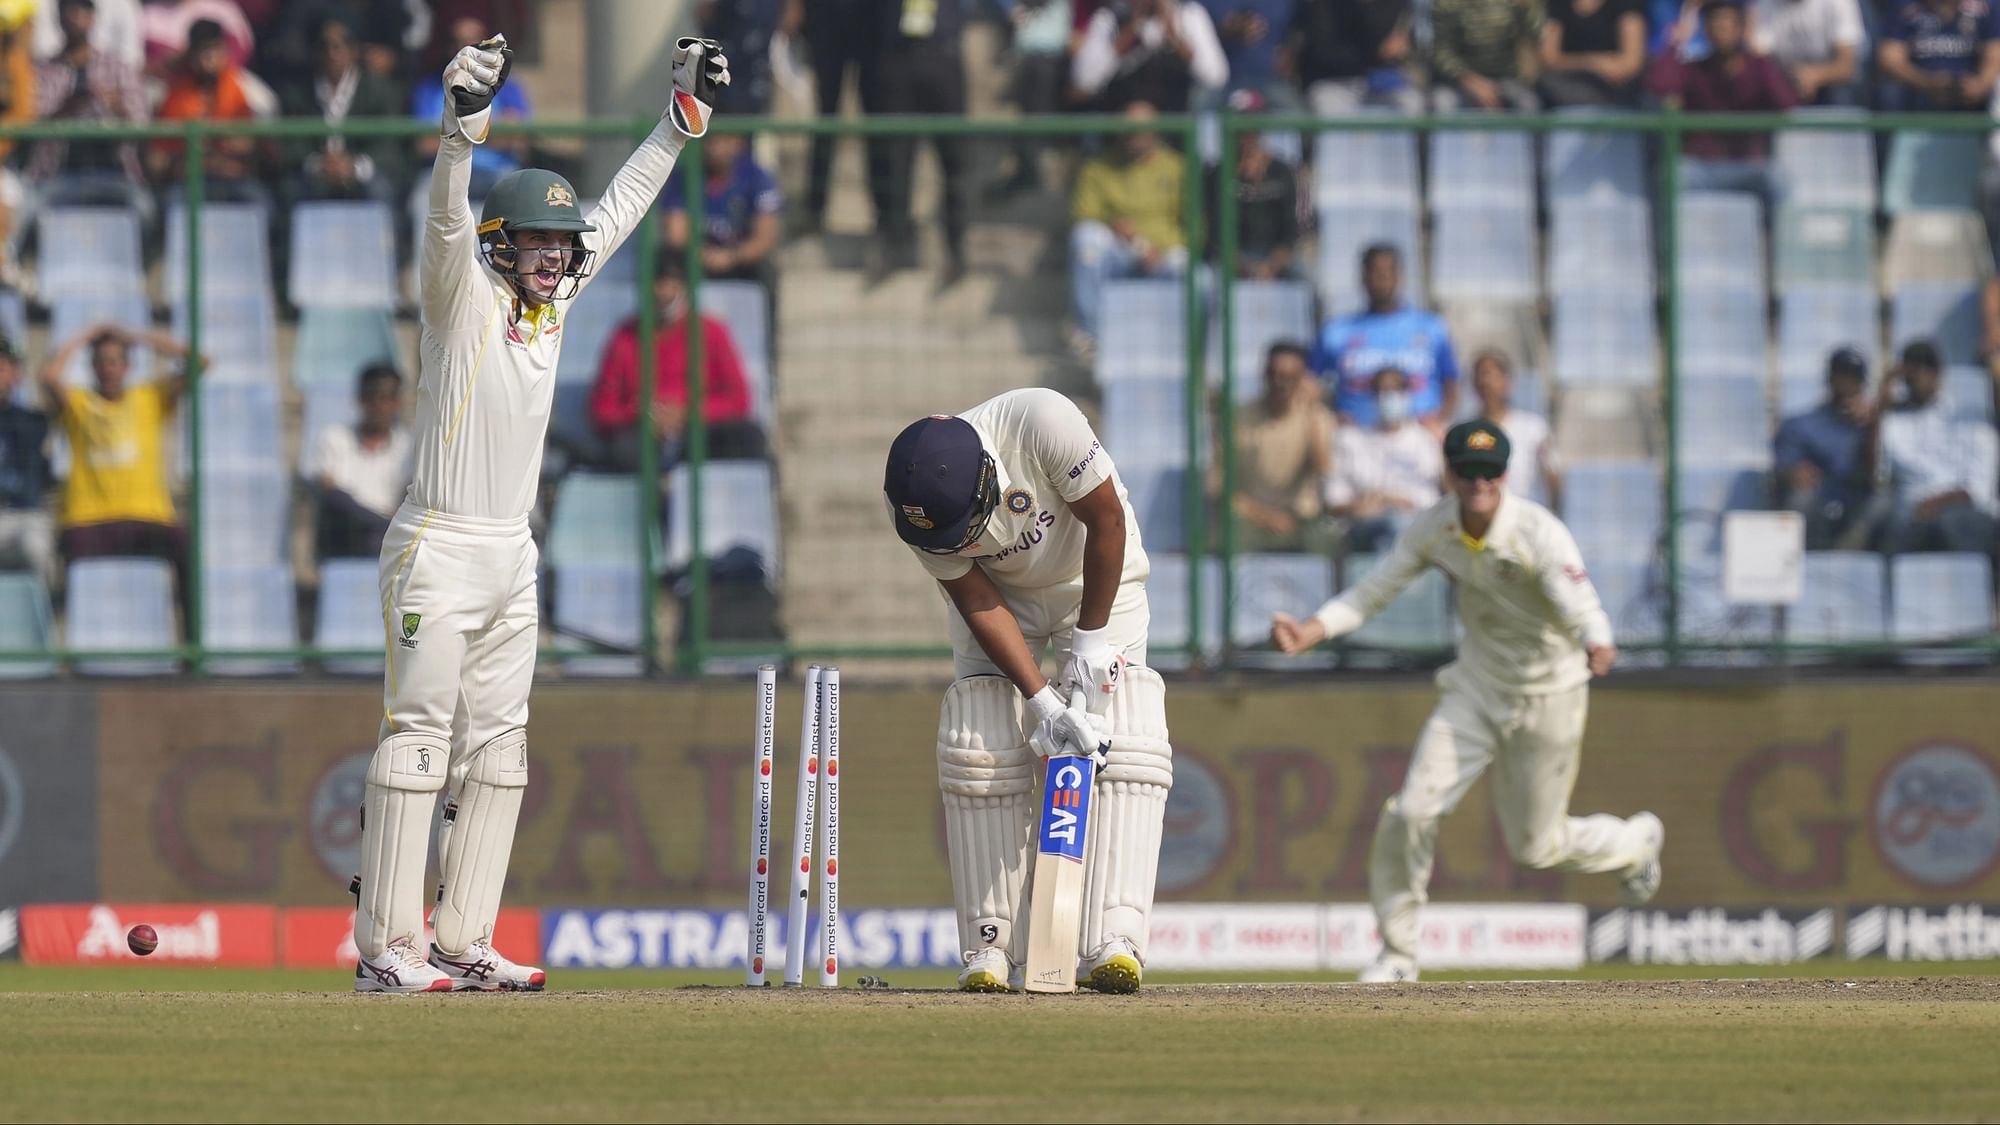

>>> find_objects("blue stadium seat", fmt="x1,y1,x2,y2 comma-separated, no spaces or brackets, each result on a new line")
547,472,652,570
1313,125,1419,210
67,558,179,676
175,292,279,383
1097,280,1186,383
1551,290,1658,385
1774,206,1875,290
1428,130,1534,214
1776,286,1879,389
1566,463,1662,567
1100,378,1188,469
1675,559,1779,663
1677,193,1766,294
165,202,270,302
203,562,300,676
665,460,779,580
1773,113,1876,211
1676,465,1767,557
1883,209,1992,289
314,557,384,675
1342,551,1452,658
1891,552,1995,658
198,382,284,470
200,467,289,566
702,280,773,427
1219,280,1314,401
294,306,398,386
1231,553,1335,666
1676,288,1769,381
49,296,153,387
1590,559,1665,654
1315,204,1422,316
1786,551,1886,647
1544,117,1648,202
38,206,144,301
0,572,55,679
1945,365,1994,425
1143,552,1221,666
1119,464,1187,553
1549,197,1653,296
1883,131,1985,213
1890,283,1981,365
1676,376,1770,468
556,281,637,385
289,201,398,307
1431,206,1538,303
553,561,645,677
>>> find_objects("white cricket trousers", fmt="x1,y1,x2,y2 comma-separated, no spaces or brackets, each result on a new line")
946,576,1150,679
1371,665,1648,960
378,503,539,750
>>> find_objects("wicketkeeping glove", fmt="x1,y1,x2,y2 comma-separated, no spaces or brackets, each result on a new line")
669,36,732,138
445,35,512,117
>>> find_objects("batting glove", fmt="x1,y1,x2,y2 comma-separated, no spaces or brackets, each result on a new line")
1026,685,1109,765
669,36,731,138
1060,623,1125,718
445,35,512,117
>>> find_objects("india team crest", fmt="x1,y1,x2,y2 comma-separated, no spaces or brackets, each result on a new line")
1005,488,1034,514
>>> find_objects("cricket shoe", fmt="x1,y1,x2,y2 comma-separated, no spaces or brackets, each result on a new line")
1080,936,1142,994
355,940,453,994
430,939,546,991
1356,953,1418,983
1618,812,1665,907
958,946,1016,993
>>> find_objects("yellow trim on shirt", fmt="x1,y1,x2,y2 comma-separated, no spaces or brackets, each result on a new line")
1459,531,1488,553
380,511,437,732
442,298,502,449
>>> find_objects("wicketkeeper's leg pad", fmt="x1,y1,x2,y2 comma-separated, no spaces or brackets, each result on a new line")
355,731,449,959
432,727,528,956
937,675,1036,965
1081,665,1172,962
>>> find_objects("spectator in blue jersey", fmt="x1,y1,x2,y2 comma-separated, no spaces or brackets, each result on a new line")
1311,243,1460,429
1203,0,1302,105
408,13,530,203
1878,0,2000,109
663,131,783,301
1773,346,1880,549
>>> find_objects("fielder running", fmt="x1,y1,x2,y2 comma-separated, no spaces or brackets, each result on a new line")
883,389,1172,993
350,34,732,993
1270,420,1665,983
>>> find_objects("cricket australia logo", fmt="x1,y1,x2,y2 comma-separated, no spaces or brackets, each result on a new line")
544,182,575,208
399,613,421,650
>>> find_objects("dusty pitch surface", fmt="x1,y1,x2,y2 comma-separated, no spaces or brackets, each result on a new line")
4,977,1996,1122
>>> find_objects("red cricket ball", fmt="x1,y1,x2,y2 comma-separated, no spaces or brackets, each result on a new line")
127,924,159,956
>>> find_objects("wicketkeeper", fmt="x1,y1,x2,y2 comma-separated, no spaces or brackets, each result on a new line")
350,33,731,993
1271,420,1665,982
883,389,1173,993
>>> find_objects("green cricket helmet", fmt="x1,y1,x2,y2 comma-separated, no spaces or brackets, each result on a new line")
477,167,599,301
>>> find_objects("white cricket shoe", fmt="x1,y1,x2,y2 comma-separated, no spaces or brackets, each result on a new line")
355,940,453,994
1081,936,1143,994
1357,953,1419,983
429,939,547,992
958,946,1016,993
1618,812,1665,907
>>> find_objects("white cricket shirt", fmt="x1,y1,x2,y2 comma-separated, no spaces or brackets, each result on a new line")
908,388,1151,596
404,114,685,523
1312,493,1614,693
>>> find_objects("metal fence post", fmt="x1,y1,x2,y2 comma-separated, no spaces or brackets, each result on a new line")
184,120,207,676
1182,111,1208,666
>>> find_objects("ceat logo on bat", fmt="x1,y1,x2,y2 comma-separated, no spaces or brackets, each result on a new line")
1037,756,1095,862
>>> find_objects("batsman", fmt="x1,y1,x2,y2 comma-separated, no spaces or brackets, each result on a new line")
350,33,731,993
1270,420,1665,982
883,389,1173,994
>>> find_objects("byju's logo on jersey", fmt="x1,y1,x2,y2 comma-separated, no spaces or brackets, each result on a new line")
399,613,421,650
1037,757,1095,862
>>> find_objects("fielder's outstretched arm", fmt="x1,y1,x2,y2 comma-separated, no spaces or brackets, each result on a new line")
1272,526,1430,654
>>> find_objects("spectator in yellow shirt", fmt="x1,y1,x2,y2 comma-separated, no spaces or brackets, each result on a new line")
36,322,201,610
1069,100,1186,358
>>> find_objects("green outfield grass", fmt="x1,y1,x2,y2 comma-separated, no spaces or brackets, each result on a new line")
2,965,1997,1122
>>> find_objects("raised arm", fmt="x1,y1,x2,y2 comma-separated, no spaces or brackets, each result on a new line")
35,328,95,415
423,36,513,329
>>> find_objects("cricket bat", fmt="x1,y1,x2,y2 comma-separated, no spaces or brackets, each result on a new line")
1023,745,1097,994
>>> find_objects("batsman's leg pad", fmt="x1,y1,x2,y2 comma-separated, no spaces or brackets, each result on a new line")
1081,665,1172,962
937,676,1036,964
1369,796,1442,960
355,731,449,959
432,727,528,956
